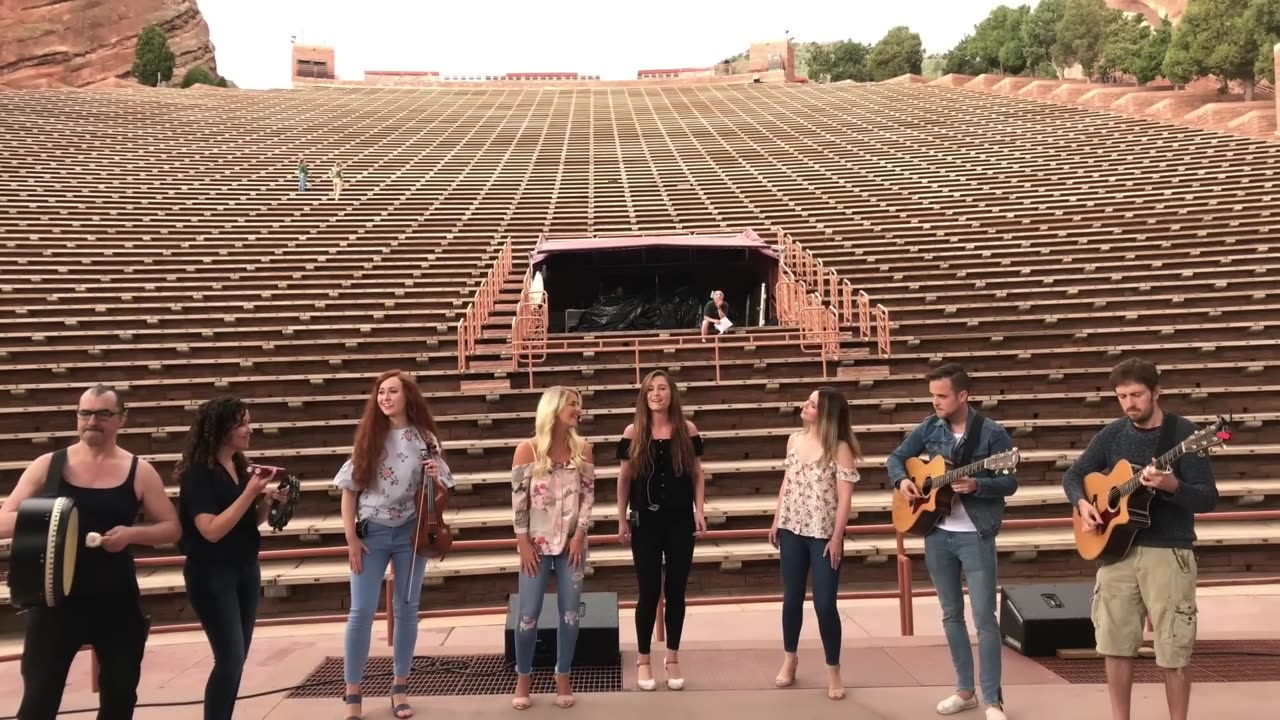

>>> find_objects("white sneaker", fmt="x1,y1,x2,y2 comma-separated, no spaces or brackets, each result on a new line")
936,693,978,714
985,705,1007,720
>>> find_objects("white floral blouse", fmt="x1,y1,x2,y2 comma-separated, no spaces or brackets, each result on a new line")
776,434,860,540
512,460,596,556
333,427,456,527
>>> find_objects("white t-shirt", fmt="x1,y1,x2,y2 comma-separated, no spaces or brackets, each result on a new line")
936,430,978,533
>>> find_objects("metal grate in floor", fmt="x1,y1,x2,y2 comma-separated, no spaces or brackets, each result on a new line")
285,655,622,699
1033,640,1280,683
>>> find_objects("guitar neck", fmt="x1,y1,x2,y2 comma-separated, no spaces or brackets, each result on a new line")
936,458,989,487
1116,439,1189,497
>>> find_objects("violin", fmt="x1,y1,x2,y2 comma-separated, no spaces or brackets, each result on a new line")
412,442,453,560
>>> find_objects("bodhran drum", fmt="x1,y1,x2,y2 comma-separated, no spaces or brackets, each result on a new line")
7,496,82,608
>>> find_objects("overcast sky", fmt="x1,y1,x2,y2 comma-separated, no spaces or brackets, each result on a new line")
198,0,1013,88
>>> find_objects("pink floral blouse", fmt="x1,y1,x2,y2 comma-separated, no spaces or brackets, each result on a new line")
776,434,860,540
512,460,596,556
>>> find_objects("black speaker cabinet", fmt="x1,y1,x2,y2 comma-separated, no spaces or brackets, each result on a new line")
1000,583,1096,657
503,591,620,668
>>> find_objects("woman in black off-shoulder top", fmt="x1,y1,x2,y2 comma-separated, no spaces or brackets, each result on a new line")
616,369,707,691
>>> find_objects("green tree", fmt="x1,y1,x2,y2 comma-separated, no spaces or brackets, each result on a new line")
214,76,229,88
1132,15,1174,85
867,26,925,81
1244,0,1280,84
943,35,989,75
1167,0,1278,100
132,24,175,87
181,65,216,88
1098,11,1151,80
971,5,1033,75
1053,0,1111,79
1023,0,1068,76
805,41,872,82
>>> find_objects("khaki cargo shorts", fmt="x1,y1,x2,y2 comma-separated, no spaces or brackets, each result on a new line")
1091,545,1198,669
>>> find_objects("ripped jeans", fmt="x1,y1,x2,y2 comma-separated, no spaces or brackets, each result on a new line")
514,548,586,675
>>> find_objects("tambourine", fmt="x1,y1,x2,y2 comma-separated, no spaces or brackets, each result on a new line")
7,497,101,608
249,465,300,532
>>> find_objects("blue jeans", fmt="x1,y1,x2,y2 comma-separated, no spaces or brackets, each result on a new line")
779,528,842,666
925,529,1002,705
344,521,428,684
514,549,586,675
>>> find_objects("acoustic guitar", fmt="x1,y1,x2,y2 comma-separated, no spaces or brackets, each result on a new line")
1072,417,1231,562
891,449,1021,536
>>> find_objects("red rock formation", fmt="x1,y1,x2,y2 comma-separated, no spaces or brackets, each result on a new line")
0,0,216,89
1106,0,1187,25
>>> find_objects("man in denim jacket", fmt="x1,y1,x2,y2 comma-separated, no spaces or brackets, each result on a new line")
887,364,1017,720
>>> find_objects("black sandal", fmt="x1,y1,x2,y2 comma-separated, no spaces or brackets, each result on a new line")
390,684,413,718
343,692,362,720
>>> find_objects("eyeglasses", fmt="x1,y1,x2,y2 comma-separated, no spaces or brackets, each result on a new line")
76,410,121,421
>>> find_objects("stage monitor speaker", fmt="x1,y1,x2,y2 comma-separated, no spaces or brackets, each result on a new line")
503,592,620,668
1000,583,1096,657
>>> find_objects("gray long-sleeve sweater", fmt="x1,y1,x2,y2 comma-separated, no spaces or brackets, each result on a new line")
1062,412,1218,550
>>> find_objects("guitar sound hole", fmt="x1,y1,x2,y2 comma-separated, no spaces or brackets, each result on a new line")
922,480,933,494
1105,491,1121,512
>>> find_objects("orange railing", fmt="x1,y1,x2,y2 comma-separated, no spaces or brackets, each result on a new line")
455,240,514,372
777,228,890,355
510,328,844,387
22,509,1280,693
511,264,548,373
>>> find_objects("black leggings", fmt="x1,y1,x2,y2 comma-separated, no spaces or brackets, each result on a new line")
779,528,842,666
183,561,261,720
630,510,696,654
19,596,148,720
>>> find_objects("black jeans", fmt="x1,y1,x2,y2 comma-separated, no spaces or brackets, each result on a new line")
630,510,696,654
19,596,148,720
184,560,261,720
779,528,842,666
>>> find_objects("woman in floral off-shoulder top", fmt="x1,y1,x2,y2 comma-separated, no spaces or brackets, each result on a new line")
768,386,861,701
510,386,595,711
333,370,455,720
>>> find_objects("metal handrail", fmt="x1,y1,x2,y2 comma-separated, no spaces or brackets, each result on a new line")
455,240,513,372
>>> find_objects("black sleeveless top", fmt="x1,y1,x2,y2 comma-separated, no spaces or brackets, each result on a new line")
616,435,704,521
43,449,142,603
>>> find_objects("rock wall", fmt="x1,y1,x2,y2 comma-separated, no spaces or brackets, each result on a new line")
1106,0,1187,25
0,0,216,89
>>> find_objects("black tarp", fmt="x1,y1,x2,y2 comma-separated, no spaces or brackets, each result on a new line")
570,287,709,332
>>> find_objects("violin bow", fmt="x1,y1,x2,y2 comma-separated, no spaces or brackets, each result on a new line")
407,445,434,603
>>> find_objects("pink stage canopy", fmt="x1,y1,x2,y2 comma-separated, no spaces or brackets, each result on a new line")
529,228,778,264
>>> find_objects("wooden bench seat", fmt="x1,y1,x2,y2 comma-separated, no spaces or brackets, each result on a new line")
193,478,1280,541
5,520,1276,604
5,409,1274,458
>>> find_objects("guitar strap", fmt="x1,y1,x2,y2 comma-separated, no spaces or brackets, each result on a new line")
1154,411,1182,469
953,409,986,468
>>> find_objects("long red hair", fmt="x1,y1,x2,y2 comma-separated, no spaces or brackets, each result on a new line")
350,370,440,491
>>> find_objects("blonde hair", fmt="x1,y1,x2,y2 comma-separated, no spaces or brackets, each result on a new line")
532,386,588,478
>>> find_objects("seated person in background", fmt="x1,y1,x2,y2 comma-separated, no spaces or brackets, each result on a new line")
701,291,733,340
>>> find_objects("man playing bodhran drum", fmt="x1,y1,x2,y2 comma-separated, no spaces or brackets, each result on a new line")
0,383,180,720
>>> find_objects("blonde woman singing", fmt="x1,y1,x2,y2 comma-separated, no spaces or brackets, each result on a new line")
510,386,596,710
768,386,861,700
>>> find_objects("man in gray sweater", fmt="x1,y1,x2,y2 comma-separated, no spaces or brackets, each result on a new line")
1062,358,1218,720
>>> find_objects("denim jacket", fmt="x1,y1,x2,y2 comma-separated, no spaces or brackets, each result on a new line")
886,406,1018,539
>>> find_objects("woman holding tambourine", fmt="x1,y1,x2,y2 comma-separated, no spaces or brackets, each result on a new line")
175,395,291,720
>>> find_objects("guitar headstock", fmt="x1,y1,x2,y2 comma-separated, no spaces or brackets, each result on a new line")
984,448,1021,474
1183,415,1233,456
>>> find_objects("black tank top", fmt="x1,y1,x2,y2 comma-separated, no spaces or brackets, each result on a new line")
43,448,142,602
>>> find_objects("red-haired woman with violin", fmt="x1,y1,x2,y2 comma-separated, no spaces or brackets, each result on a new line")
334,370,454,720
